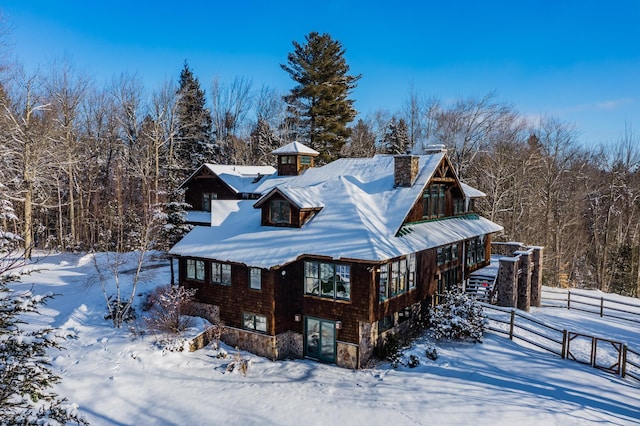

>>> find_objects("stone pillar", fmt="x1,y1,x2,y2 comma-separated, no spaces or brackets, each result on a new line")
530,246,544,307
497,257,519,308
491,242,524,256
515,250,532,312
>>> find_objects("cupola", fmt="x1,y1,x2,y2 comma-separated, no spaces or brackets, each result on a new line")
271,141,320,176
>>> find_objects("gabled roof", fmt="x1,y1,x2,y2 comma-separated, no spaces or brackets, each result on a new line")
254,186,324,210
180,164,277,194
170,154,502,269
271,141,319,156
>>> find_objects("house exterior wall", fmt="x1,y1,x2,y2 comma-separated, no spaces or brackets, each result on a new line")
184,175,238,209
180,258,276,334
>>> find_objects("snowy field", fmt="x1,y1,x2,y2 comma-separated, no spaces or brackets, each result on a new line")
11,252,640,425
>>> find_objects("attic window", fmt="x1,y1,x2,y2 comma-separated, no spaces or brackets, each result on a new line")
270,200,291,224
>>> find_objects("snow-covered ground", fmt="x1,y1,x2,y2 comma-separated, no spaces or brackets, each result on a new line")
11,252,640,425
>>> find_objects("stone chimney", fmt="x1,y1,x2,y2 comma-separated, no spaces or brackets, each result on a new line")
394,155,419,187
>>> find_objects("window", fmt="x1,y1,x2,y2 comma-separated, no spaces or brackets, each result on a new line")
243,313,267,333
280,155,295,164
186,259,205,281
249,268,261,290
300,156,311,165
454,198,465,215
202,193,216,212
379,256,415,301
211,262,231,285
270,200,291,224
408,254,416,289
378,315,393,332
422,184,446,219
379,264,389,301
437,266,460,296
466,236,486,267
304,260,350,300
398,306,412,323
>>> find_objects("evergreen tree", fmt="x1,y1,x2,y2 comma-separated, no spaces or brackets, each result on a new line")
281,32,361,164
383,117,411,155
0,197,87,424
174,62,215,179
249,118,280,166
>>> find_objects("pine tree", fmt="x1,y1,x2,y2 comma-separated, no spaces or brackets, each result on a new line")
383,117,411,155
0,197,87,424
249,118,280,166
174,62,215,179
281,32,361,164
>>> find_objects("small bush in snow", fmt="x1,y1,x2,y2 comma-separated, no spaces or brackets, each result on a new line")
378,332,403,368
144,285,197,334
425,344,438,360
407,354,420,368
428,291,487,342
104,296,137,324
225,347,250,376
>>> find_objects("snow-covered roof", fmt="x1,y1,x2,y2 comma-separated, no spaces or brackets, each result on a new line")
181,164,277,194
271,141,319,155
461,182,486,198
255,186,324,210
170,154,502,269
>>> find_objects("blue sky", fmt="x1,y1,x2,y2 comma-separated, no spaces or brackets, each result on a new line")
3,0,639,147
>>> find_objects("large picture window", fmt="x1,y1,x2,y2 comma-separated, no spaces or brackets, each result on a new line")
270,200,291,224
379,255,416,301
304,261,350,300
467,236,486,267
423,184,445,219
186,259,205,281
211,262,231,285
243,313,267,333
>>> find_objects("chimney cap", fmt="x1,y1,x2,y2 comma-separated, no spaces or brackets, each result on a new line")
424,144,447,154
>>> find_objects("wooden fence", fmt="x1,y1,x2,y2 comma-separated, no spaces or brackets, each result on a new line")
541,288,640,324
480,302,640,384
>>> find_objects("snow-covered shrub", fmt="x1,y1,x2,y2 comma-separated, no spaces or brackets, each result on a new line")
378,332,403,368
428,291,487,342
407,354,420,368
144,285,197,334
104,296,137,324
425,344,438,360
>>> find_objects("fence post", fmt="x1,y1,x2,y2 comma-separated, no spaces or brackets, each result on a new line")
591,337,597,367
621,344,627,378
600,297,604,317
561,330,568,359
567,290,571,310
509,310,515,340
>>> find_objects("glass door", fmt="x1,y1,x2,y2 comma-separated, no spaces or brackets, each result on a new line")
304,317,336,363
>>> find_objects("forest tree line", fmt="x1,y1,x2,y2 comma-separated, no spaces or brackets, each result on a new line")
0,30,639,297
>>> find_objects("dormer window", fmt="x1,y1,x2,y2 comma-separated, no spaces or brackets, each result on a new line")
270,200,291,224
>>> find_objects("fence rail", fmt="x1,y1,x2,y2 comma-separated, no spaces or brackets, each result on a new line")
480,302,639,385
542,288,640,325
